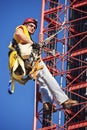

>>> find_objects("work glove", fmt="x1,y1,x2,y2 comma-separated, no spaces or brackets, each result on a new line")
32,42,40,50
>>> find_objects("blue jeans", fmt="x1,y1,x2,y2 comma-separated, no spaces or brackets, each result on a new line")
37,61,69,105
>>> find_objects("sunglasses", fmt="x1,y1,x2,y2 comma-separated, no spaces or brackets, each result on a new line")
28,24,36,29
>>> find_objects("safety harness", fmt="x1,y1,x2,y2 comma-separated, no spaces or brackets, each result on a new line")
8,22,64,94
8,40,43,94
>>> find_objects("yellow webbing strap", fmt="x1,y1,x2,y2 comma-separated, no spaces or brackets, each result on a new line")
9,49,43,93
9,51,17,70
10,78,15,94
29,59,43,80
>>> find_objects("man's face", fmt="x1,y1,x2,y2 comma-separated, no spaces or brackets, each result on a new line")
27,23,36,34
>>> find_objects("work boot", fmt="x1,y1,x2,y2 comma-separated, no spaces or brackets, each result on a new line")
43,102,49,111
63,99,78,108
43,102,57,112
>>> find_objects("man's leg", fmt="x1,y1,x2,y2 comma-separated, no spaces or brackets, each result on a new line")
37,61,78,108
37,77,55,127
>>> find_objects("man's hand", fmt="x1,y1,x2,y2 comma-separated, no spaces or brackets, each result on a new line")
32,43,40,50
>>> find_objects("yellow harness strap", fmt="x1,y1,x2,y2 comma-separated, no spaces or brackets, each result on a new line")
9,58,43,93
8,42,43,94
11,78,15,93
9,51,17,70
26,58,43,80
29,59,43,80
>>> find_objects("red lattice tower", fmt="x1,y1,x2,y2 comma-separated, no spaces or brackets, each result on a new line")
33,0,87,129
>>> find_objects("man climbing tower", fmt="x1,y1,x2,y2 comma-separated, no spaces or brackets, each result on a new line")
8,18,78,110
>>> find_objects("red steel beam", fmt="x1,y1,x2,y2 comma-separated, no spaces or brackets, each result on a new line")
68,120,87,130
69,82,87,91
66,109,82,120
38,124,57,130
44,16,61,27
57,31,87,44
47,66,59,74
44,5,62,15
43,52,60,62
71,48,87,57
73,0,87,8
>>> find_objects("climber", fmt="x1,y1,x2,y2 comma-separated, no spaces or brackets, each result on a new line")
8,18,78,109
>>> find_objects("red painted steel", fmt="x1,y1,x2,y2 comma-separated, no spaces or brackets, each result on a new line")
33,0,87,129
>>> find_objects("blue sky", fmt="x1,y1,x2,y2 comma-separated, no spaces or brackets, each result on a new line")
0,0,42,130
